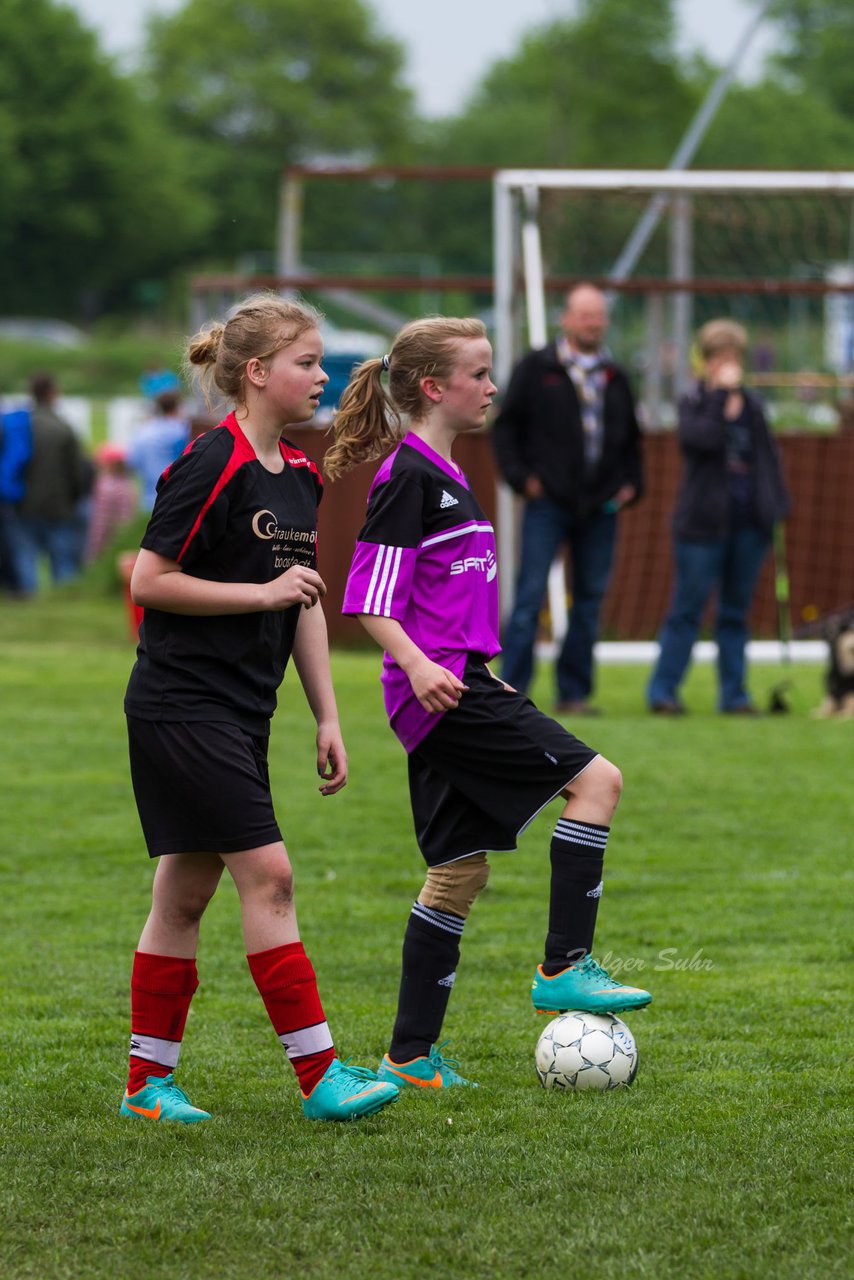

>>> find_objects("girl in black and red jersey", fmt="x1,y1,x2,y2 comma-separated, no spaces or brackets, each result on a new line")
120,295,398,1124
326,316,651,1092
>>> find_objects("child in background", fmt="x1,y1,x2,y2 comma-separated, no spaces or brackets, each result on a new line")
84,443,137,564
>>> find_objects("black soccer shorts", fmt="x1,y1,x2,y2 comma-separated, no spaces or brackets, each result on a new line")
407,660,598,866
127,717,283,857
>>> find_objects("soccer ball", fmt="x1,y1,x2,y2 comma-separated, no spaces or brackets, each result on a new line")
535,1011,639,1091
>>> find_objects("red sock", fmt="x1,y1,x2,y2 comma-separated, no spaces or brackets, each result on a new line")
247,941,335,1095
127,951,198,1094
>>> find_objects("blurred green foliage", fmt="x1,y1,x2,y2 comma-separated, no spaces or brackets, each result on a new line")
0,334,186,396
0,0,210,317
3,0,854,329
143,0,415,265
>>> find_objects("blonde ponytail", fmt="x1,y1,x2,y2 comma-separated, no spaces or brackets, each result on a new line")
324,358,402,479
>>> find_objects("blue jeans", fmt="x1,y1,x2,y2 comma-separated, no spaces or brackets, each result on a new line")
0,503,23,591
4,514,81,595
647,526,771,711
501,498,618,702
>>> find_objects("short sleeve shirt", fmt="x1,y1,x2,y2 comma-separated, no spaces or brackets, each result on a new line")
126,415,191,510
342,433,500,751
124,412,322,734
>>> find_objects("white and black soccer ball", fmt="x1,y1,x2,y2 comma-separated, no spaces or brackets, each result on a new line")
535,1011,639,1091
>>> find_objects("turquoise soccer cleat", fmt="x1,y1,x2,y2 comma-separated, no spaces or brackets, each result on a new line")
377,1041,479,1090
301,1058,399,1121
532,955,652,1014
120,1073,212,1123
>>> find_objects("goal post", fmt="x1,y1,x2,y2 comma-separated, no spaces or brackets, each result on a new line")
492,167,854,635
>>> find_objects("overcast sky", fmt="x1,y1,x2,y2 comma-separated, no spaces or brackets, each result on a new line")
66,0,778,117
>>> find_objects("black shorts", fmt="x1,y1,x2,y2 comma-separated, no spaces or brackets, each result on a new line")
407,661,598,867
127,717,282,858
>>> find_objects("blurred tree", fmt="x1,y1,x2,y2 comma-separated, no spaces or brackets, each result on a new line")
696,77,854,171
375,0,698,281
0,0,210,318
143,0,415,264
407,0,854,281
764,0,854,119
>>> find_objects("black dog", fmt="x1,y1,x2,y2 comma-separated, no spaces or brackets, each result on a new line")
814,612,854,718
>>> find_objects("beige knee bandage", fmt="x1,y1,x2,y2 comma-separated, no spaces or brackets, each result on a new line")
418,853,490,919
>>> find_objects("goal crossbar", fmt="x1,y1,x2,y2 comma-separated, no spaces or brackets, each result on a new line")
494,169,854,196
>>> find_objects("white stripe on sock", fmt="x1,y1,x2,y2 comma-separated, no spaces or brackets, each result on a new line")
555,822,608,847
414,899,465,926
412,903,465,935
279,1020,334,1061
553,831,608,848
556,820,608,835
129,1033,181,1068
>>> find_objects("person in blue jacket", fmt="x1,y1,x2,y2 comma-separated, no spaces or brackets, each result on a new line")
0,404,32,593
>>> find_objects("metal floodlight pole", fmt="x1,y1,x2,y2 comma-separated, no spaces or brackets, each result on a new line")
610,0,773,284
276,171,303,290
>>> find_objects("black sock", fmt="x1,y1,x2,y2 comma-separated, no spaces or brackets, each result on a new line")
542,818,608,975
389,901,464,1063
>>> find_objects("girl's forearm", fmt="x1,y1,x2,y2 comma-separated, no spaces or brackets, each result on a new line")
291,603,339,725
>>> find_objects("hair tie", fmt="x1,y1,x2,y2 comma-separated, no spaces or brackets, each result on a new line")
381,354,390,371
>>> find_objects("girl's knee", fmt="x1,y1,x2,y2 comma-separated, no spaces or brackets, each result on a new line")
571,756,623,810
603,760,623,803
227,845,295,908
151,855,223,926
248,862,295,910
267,867,295,910
153,888,214,929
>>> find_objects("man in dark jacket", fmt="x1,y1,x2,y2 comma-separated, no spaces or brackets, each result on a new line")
493,283,643,714
647,319,790,714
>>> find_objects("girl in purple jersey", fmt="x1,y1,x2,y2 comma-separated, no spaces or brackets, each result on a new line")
120,294,398,1124
328,316,651,1091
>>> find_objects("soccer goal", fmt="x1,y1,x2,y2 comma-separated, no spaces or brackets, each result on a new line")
491,168,854,642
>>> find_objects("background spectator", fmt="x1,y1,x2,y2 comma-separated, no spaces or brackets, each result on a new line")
647,319,791,715
84,443,138,564
4,374,89,595
126,390,190,511
492,283,644,715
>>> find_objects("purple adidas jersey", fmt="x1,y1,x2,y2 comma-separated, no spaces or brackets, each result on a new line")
342,432,500,751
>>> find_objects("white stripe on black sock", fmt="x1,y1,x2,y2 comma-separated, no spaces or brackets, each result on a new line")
554,819,609,849
411,900,465,936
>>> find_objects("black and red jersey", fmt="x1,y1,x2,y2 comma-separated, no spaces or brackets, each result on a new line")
124,412,322,734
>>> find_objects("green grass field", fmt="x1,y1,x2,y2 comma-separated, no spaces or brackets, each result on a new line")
1,593,851,1280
